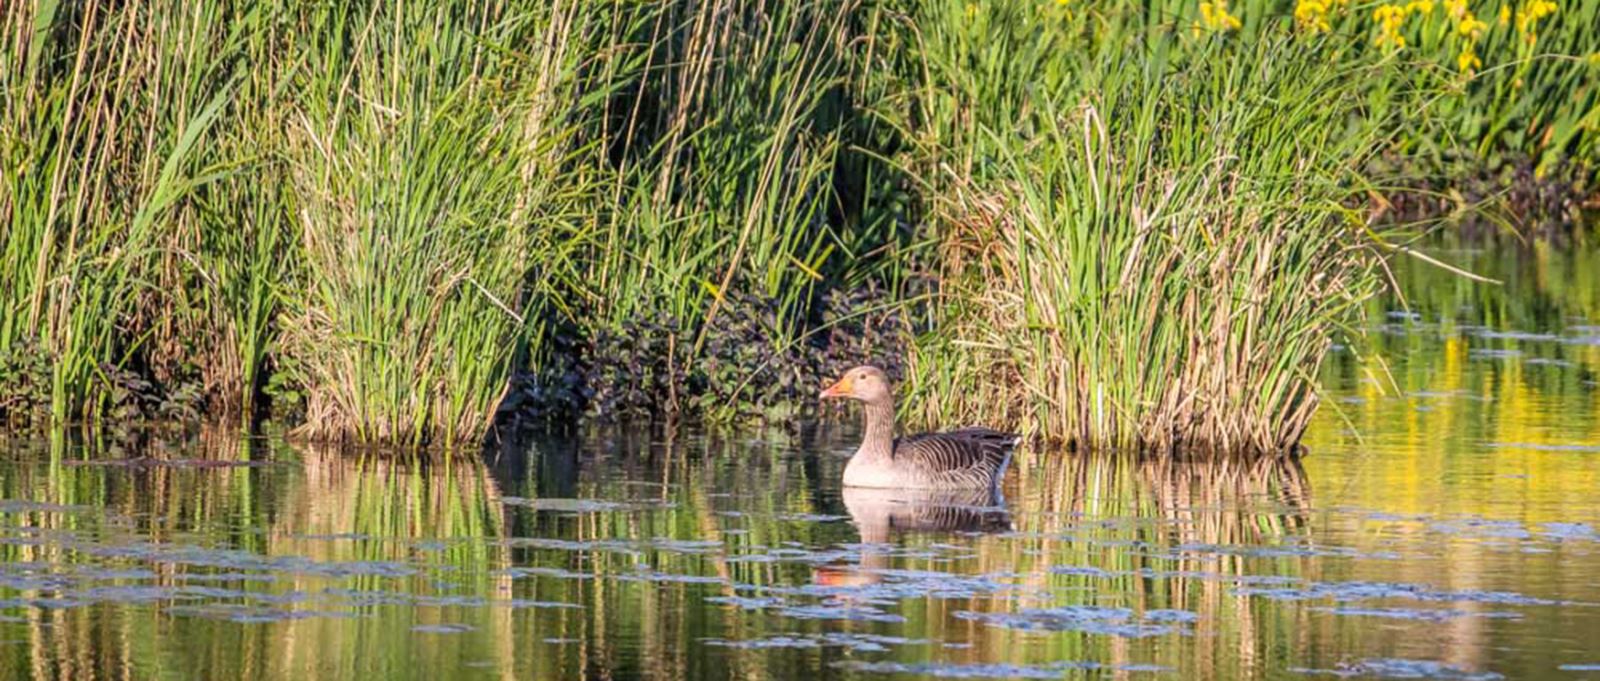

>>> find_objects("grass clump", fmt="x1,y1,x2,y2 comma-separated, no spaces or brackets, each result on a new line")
1,0,244,424
278,1,596,447
889,4,1389,453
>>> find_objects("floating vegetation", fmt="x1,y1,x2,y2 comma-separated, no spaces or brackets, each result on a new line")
1235,580,1559,606
1291,659,1504,680
410,624,476,635
834,661,1172,678
1312,606,1523,621
954,607,1191,639
496,497,671,513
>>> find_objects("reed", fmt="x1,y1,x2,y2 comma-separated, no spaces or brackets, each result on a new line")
538,0,873,417
581,0,853,333
1,0,246,423
890,4,1391,453
3,0,1595,450
275,1,598,447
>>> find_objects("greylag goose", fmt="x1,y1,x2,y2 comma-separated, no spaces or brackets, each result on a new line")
819,366,1018,489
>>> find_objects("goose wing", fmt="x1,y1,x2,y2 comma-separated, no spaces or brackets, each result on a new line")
893,427,1019,489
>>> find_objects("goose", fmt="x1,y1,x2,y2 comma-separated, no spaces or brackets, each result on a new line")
819,366,1018,489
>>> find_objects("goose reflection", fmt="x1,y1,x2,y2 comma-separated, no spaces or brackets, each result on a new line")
814,486,1011,587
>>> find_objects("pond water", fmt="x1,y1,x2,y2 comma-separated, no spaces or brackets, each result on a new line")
1,245,1598,680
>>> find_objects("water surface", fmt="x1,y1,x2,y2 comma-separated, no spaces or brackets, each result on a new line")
1,246,1598,680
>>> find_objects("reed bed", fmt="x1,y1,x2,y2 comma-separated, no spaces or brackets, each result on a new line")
277,1,596,446
889,4,1392,453
2,0,245,424
2,0,1596,450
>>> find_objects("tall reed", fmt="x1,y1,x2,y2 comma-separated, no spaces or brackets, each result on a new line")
1,0,245,422
891,3,1391,453
572,0,859,352
278,1,598,446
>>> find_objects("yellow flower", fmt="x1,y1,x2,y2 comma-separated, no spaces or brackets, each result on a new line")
1373,4,1406,26
1457,15,1488,38
1198,0,1243,32
1057,0,1070,5
1405,0,1436,14
1373,4,1409,48
1296,0,1333,32
1444,0,1469,19
1457,45,1483,72
1498,4,1511,24
1516,0,1558,40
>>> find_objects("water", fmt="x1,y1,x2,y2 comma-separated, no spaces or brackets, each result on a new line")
1,245,1598,680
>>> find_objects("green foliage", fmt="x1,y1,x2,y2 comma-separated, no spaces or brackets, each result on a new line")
1167,0,1600,177
1,0,243,423
1,0,1594,450
277,1,594,447
882,2,1391,452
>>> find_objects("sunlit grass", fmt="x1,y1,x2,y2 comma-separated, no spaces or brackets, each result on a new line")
889,4,1390,453
275,1,599,446
3,0,1594,449
1,0,244,423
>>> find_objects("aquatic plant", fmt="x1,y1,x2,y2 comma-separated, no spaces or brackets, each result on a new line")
887,3,1390,453
274,1,599,447
3,0,1595,450
1,0,245,424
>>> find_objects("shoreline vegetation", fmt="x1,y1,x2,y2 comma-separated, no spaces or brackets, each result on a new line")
2,0,1597,451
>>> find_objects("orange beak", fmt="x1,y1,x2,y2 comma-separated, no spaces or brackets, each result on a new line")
819,376,853,400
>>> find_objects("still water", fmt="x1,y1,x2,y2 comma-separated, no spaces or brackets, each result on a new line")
1,245,1598,680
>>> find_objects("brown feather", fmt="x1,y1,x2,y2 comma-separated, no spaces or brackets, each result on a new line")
892,428,1018,489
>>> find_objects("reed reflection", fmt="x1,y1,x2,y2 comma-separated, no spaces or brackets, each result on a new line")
1,425,1591,681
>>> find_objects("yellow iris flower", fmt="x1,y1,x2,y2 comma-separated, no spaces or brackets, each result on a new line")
1373,4,1409,48
1296,0,1333,32
1516,0,1558,42
1199,0,1244,32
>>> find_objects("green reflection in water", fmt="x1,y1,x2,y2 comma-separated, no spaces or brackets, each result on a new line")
1306,243,1600,521
0,246,1595,680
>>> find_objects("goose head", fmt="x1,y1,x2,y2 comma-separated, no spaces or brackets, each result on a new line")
819,365,892,405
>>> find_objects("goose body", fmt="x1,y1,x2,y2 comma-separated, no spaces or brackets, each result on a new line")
821,366,1018,490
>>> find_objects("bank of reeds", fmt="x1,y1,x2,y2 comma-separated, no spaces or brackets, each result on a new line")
1,0,880,444
277,1,596,446
3,0,247,425
886,3,1390,453
2,0,1596,450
